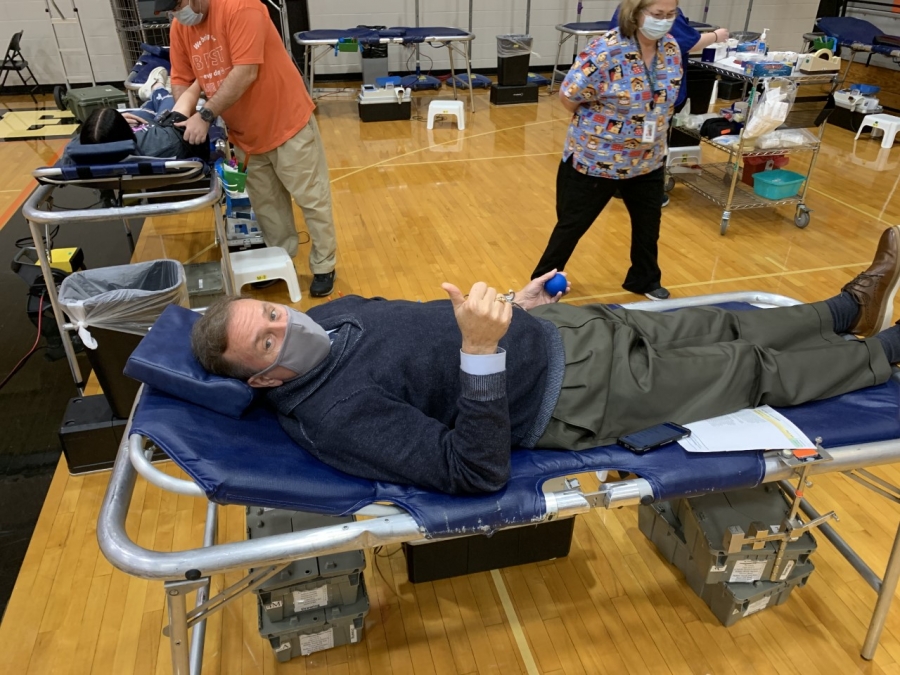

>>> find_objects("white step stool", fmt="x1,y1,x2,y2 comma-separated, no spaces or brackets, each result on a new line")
854,113,900,149
230,247,301,302
427,100,465,130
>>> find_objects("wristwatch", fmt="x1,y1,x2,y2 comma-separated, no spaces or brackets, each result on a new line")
198,107,215,124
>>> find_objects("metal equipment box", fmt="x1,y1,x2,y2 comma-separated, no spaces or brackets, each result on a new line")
259,580,370,662
185,261,224,303
702,561,815,627
260,572,362,623
64,85,129,124
675,485,817,588
637,500,691,571
640,496,817,627
245,507,367,582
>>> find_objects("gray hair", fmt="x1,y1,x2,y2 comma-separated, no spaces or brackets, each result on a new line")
190,296,256,380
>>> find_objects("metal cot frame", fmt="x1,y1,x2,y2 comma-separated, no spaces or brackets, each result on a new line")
295,29,477,113
96,291,900,674
22,165,235,397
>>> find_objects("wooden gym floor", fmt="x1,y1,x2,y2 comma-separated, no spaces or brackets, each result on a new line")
2,86,900,674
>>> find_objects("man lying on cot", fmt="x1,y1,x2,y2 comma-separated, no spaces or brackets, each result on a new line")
190,227,900,495
61,78,210,164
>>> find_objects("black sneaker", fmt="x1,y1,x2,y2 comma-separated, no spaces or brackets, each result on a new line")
310,271,336,297
645,287,670,301
661,193,670,208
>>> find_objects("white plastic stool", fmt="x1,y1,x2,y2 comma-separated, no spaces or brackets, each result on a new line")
427,100,465,130
854,113,900,149
230,247,301,302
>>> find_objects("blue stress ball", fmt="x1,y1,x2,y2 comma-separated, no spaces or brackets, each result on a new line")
544,273,568,297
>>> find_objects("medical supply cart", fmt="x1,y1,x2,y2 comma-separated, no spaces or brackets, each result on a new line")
672,59,837,235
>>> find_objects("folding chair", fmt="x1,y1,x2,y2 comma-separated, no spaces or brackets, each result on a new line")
0,31,41,109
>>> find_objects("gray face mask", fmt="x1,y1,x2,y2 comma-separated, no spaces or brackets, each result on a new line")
252,306,331,382
171,2,204,26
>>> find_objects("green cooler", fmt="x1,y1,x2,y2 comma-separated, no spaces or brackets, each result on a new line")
62,85,129,123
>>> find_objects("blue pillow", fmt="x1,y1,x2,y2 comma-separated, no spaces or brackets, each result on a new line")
125,304,256,419
66,139,137,165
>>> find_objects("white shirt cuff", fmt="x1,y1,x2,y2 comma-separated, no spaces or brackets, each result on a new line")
460,348,506,376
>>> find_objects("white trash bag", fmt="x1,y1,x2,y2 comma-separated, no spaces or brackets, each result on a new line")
58,259,189,349
496,35,533,57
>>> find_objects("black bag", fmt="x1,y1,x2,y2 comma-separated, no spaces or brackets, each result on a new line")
700,118,742,138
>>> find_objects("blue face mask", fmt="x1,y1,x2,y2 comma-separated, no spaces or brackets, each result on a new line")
640,13,675,41
170,1,204,26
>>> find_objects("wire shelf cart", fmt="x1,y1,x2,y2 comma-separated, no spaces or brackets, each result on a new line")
108,0,171,71
673,60,837,235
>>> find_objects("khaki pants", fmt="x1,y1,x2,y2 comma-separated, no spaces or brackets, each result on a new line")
240,115,336,274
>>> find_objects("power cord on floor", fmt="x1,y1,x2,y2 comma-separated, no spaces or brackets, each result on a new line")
0,294,44,392
15,225,59,251
372,544,403,597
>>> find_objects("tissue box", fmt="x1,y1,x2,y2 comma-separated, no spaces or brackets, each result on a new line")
743,61,793,77
702,43,728,62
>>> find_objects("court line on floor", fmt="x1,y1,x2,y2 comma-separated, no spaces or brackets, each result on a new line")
330,117,567,185
0,143,67,233
808,186,893,225
562,262,867,303
491,569,540,675
329,150,562,174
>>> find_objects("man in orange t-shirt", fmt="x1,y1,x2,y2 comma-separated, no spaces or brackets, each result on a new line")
155,0,338,296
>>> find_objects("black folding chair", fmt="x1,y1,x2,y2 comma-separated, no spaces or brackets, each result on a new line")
0,31,41,109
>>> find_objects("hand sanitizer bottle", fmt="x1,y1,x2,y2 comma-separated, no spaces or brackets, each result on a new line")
758,28,768,55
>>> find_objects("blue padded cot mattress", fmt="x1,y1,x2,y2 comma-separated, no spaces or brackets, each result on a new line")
294,27,469,46
817,16,900,56
559,21,711,33
130,371,900,538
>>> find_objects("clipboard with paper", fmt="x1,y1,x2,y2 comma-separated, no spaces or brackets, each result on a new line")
679,405,815,453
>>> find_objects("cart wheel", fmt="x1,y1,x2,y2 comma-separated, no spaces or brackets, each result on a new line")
794,207,811,229
665,175,675,192
720,217,729,236
53,85,67,111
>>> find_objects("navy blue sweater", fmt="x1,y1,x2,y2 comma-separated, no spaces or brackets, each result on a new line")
266,296,565,494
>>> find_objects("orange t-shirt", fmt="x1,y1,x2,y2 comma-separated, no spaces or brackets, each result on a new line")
169,0,314,155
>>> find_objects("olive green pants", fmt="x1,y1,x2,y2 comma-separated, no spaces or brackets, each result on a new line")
530,302,892,450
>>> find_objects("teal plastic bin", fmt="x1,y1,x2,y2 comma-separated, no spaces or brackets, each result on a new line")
752,169,805,200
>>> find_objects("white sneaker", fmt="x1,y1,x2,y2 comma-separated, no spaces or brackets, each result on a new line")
138,66,170,101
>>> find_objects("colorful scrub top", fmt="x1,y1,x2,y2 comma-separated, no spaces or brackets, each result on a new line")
560,28,682,180
611,7,701,107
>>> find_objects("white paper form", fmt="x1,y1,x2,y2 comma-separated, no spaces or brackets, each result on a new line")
679,405,815,453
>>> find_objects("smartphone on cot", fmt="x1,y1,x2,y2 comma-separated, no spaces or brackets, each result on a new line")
618,422,691,454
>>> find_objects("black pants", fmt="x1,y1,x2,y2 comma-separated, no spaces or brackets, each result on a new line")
532,158,664,294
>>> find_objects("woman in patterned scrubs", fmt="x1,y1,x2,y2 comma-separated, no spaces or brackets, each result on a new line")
532,0,683,301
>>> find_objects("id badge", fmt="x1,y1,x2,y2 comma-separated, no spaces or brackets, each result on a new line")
642,124,656,144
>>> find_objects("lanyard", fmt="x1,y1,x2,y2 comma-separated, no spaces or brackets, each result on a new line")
646,53,658,92
636,39,659,106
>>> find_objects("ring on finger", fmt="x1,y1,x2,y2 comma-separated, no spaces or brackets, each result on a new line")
495,293,508,303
